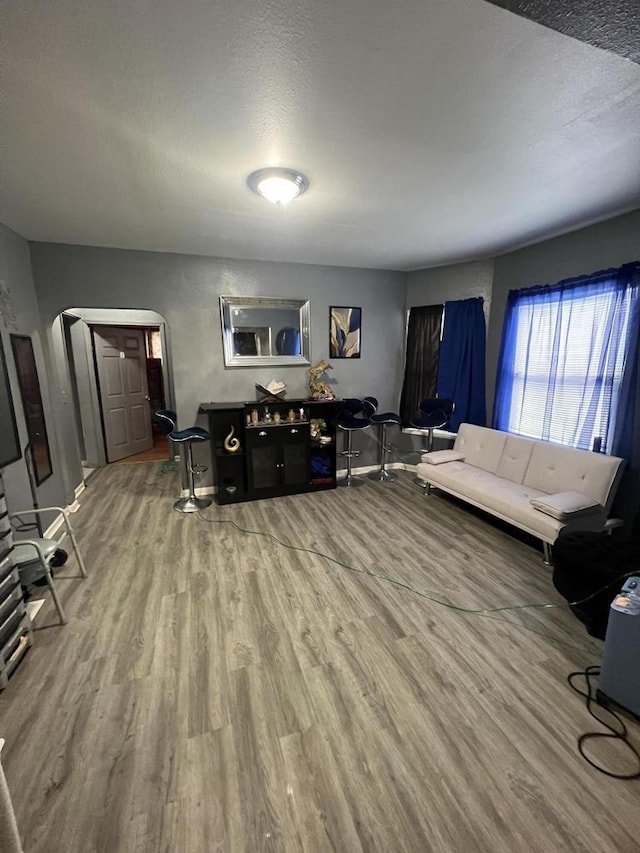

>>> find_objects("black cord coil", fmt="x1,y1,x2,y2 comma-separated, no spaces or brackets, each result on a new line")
567,666,640,780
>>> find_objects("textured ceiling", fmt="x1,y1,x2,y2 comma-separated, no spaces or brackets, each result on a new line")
483,0,640,64
2,0,640,271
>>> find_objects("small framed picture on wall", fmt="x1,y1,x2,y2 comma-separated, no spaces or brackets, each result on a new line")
330,306,361,359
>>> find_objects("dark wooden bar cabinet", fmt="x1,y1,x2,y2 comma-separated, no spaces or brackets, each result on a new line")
199,399,340,504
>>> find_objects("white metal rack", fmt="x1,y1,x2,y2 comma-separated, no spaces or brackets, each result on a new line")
0,475,33,691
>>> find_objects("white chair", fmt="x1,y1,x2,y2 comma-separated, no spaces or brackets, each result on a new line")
10,507,87,626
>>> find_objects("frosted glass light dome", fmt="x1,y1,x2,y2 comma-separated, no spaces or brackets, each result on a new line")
247,168,309,205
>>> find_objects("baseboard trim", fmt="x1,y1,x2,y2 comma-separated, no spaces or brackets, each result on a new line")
344,461,418,476
182,462,420,497
43,516,65,539
42,495,82,539
180,485,216,497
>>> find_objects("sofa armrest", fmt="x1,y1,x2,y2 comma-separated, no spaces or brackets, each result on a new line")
421,449,466,465
530,491,602,521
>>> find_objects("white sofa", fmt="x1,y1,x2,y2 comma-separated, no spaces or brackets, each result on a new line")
416,424,625,558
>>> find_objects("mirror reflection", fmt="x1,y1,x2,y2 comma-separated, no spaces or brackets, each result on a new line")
220,296,310,367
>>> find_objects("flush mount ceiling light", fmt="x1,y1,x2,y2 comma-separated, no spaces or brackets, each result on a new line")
247,167,309,205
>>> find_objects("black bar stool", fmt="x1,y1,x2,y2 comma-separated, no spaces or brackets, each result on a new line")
368,410,402,482
168,427,213,513
410,398,455,452
154,409,177,433
154,409,177,462
337,398,374,487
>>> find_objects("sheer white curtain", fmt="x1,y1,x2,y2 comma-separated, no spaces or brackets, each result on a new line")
494,265,640,454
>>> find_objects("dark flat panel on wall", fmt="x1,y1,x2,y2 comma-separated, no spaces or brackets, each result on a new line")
484,0,640,64
10,335,53,485
0,339,21,469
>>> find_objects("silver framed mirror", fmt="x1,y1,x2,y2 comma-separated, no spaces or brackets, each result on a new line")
220,296,311,368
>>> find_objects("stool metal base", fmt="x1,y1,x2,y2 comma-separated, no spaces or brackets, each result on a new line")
368,419,400,485
173,495,212,513
367,469,398,482
338,474,366,487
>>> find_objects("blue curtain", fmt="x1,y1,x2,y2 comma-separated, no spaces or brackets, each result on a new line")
436,297,486,431
611,265,640,462
492,262,640,457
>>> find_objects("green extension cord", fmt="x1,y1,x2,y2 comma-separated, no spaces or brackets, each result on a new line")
196,512,633,617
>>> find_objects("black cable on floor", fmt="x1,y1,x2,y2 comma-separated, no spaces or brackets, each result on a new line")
195,511,638,617
567,665,640,780
192,504,640,777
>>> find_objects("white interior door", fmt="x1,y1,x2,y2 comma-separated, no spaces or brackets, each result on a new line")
93,326,153,462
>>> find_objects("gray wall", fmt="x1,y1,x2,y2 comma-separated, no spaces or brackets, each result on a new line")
66,316,103,467
0,225,69,514
29,243,407,484
14,208,640,502
62,315,86,460
406,258,494,322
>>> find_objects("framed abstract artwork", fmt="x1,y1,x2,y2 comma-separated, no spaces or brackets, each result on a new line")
329,306,361,359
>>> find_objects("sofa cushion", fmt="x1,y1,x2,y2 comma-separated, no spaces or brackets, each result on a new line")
530,491,601,520
421,449,466,465
495,435,535,484
417,460,500,499
417,460,561,537
523,442,624,510
472,478,563,538
453,424,507,474
416,459,608,541
418,423,621,543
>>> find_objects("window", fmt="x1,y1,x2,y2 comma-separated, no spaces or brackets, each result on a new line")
493,265,640,453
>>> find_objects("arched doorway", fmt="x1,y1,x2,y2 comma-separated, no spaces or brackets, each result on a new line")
55,307,174,475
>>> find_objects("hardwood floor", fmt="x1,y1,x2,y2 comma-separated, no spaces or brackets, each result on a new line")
113,435,170,465
0,463,637,852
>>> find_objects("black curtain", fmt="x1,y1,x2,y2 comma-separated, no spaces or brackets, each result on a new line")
399,304,443,425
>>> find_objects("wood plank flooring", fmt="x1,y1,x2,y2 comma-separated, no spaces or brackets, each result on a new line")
0,463,638,852
113,435,170,465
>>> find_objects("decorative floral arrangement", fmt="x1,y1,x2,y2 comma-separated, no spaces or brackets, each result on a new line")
308,360,334,399
309,418,327,439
